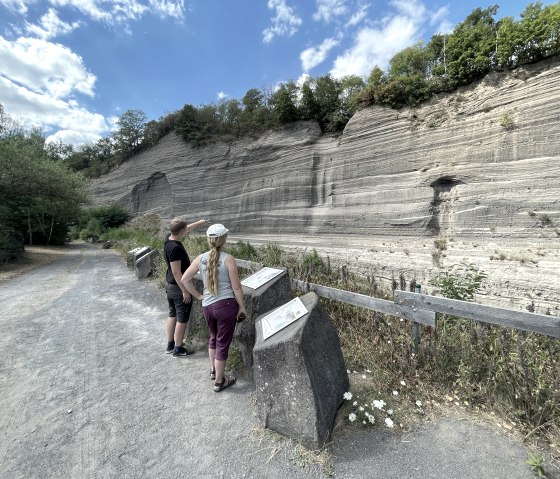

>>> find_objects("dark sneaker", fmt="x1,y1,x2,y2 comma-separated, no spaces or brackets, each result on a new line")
165,341,175,354
172,345,195,357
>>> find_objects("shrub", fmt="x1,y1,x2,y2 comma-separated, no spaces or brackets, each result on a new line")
430,263,486,301
499,111,515,129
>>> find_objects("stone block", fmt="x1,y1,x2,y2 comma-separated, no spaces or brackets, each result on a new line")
234,267,292,377
253,292,349,450
126,247,142,268
135,249,159,279
127,246,150,269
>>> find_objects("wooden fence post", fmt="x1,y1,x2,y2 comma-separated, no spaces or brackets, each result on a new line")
412,284,421,354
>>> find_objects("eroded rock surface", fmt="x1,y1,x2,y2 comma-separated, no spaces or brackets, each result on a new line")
93,57,560,314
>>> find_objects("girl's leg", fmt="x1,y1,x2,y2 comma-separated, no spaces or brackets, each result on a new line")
209,348,216,374
213,299,238,384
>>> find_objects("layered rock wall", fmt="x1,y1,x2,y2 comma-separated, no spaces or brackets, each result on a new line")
94,57,560,241
93,57,560,313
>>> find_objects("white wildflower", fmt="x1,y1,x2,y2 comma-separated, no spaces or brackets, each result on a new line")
363,420,366,424
400,380,406,386
353,401,358,406
367,413,375,424
343,391,353,401
359,406,364,411
387,409,393,415
365,369,371,373
349,413,357,422
372,399,386,410
416,400,422,407
392,390,398,396
361,374,366,379
385,417,394,428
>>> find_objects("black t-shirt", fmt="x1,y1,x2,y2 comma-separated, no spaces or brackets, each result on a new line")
164,237,191,285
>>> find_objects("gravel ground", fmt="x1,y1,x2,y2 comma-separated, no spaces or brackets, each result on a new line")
0,243,545,478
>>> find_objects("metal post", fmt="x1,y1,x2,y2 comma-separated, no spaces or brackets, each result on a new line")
412,284,421,354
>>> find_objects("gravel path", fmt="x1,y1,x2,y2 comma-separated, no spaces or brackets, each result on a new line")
0,243,541,478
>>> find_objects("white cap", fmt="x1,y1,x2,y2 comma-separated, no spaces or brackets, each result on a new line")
206,223,229,238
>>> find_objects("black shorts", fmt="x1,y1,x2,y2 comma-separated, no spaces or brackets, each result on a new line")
166,283,192,324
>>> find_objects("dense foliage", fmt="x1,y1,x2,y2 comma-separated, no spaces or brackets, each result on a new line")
0,106,90,262
19,2,560,179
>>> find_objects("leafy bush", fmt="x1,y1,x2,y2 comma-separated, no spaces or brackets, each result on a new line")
225,240,259,261
430,263,486,301
86,204,129,229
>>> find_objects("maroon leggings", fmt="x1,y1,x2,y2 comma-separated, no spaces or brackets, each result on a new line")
203,298,238,361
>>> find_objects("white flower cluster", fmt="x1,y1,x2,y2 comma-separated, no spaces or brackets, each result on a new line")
344,392,395,429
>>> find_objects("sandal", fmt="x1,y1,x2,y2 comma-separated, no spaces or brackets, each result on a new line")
213,375,236,392
210,369,216,381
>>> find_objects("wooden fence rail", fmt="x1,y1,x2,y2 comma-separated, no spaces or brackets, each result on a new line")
236,258,560,338
394,290,560,338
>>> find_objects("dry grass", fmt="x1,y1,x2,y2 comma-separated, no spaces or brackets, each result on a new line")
0,245,65,283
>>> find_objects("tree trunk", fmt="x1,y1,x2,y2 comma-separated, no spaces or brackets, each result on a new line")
27,209,32,246
47,216,54,245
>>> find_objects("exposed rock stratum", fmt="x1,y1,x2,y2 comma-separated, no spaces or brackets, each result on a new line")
93,57,560,315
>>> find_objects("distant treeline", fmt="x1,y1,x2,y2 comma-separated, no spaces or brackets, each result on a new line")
46,2,560,177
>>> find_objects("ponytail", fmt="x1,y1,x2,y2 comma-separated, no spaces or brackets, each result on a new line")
206,235,227,295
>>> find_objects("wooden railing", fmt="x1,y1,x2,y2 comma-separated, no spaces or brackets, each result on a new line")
235,259,560,339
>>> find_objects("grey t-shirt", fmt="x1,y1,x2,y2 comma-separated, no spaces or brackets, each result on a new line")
199,251,235,306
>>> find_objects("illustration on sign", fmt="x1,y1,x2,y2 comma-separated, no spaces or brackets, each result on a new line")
262,297,308,340
241,267,284,290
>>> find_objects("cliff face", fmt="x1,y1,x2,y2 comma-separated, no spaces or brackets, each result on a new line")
93,56,560,314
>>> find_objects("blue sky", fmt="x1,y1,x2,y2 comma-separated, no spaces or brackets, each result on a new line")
0,0,554,147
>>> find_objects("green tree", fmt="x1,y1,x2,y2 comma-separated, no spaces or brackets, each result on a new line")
270,82,299,125
240,88,271,134
516,2,560,64
0,106,89,252
113,109,147,154
299,80,320,121
389,42,429,78
445,6,499,85
340,75,366,116
314,75,342,131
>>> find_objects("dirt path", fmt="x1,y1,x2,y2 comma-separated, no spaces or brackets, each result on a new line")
0,243,544,478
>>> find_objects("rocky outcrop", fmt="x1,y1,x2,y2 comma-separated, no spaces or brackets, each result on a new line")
93,57,560,314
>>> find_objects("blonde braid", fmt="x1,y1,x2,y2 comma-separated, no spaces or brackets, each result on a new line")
206,235,227,295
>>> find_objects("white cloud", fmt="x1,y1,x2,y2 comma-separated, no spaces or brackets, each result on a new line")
0,36,96,98
46,128,102,145
217,91,227,100
296,73,311,87
49,0,112,23
262,0,302,44
313,0,348,23
431,6,453,34
330,0,427,78
300,36,340,71
25,8,81,40
391,0,426,19
47,0,181,25
0,75,107,134
346,3,369,27
148,0,184,20
0,35,108,147
0,0,28,14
